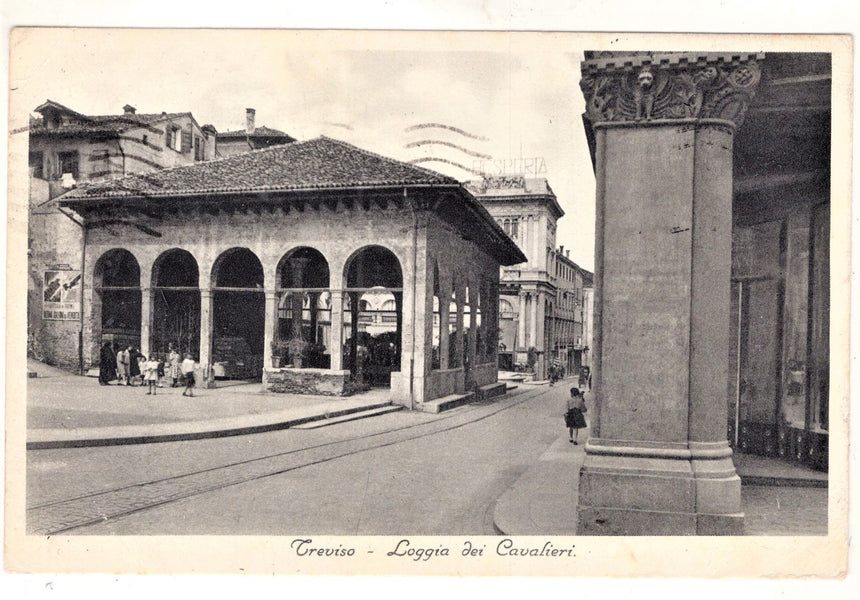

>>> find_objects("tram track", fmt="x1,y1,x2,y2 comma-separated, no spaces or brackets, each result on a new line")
28,384,554,535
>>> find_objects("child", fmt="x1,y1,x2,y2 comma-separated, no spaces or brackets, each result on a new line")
181,353,196,397
565,387,588,444
144,355,159,396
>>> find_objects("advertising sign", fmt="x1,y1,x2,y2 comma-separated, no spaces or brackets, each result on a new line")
43,270,81,320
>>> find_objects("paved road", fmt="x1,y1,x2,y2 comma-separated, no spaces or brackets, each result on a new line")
28,383,569,535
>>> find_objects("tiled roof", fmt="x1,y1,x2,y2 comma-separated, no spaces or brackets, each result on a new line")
64,136,458,199
217,126,292,138
30,112,193,135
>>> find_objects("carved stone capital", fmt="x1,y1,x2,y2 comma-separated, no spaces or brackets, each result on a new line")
580,52,764,127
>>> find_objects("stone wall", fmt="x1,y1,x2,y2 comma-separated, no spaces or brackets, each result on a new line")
264,367,350,396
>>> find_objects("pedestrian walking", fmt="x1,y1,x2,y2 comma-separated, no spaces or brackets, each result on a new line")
565,387,588,444
143,355,159,395
98,342,117,385
117,346,130,385
168,344,181,387
181,353,196,397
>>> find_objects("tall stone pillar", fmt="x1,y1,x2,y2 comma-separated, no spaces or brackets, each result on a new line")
199,289,213,368
140,287,152,358
516,292,527,351
329,290,344,370
440,289,450,370
263,290,277,372
577,52,763,535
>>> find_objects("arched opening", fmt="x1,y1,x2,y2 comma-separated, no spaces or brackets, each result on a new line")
212,248,265,380
275,247,331,368
93,248,141,354
343,246,403,387
151,249,200,358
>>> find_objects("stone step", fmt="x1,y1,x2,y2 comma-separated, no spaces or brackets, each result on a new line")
418,392,474,414
291,404,403,429
476,381,507,401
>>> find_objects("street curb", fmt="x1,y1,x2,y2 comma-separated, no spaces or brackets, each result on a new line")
27,400,394,449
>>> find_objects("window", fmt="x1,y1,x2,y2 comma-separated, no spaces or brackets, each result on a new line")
57,151,79,178
165,126,181,150
194,135,203,161
510,218,518,239
29,151,44,179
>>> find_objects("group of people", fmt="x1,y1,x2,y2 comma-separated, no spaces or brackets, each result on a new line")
548,362,566,385
98,342,197,397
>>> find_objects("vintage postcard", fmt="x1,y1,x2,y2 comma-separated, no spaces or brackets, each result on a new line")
5,28,852,580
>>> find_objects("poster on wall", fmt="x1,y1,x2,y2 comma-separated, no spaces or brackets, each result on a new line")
42,270,81,320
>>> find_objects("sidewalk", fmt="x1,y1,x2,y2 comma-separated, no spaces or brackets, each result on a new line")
26,359,395,449
493,430,828,536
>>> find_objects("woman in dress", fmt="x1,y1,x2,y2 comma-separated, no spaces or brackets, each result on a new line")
168,345,181,387
565,387,588,444
98,342,116,385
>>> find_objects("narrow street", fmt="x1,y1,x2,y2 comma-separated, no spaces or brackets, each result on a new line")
27,383,570,535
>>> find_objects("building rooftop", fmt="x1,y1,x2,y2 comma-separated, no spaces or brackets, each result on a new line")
63,136,459,199
217,125,292,139
30,99,195,136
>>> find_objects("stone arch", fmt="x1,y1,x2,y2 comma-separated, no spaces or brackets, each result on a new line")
150,248,200,357
210,247,265,379
342,245,404,386
92,248,142,358
275,247,332,368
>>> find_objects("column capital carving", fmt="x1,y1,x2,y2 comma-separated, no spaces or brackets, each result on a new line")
580,51,764,127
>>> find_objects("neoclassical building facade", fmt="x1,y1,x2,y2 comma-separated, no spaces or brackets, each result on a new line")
59,137,525,407
468,177,592,379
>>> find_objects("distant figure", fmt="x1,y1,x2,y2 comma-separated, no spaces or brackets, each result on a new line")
129,346,142,385
117,346,130,385
565,387,588,444
143,355,159,396
168,345,181,387
156,353,166,387
181,353,196,397
98,342,116,385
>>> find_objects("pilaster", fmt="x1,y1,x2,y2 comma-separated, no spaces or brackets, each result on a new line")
576,52,763,535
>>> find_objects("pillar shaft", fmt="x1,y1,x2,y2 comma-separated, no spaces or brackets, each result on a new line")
329,290,344,371
140,287,151,358
263,290,277,370
577,52,763,535
199,289,213,368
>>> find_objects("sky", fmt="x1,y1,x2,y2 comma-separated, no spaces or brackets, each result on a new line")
9,29,596,270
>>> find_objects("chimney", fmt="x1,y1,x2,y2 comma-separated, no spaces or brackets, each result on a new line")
246,108,256,134
559,245,564,254
566,250,570,258
123,104,136,114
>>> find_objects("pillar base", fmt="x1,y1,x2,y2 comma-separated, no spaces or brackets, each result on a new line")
576,440,744,536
